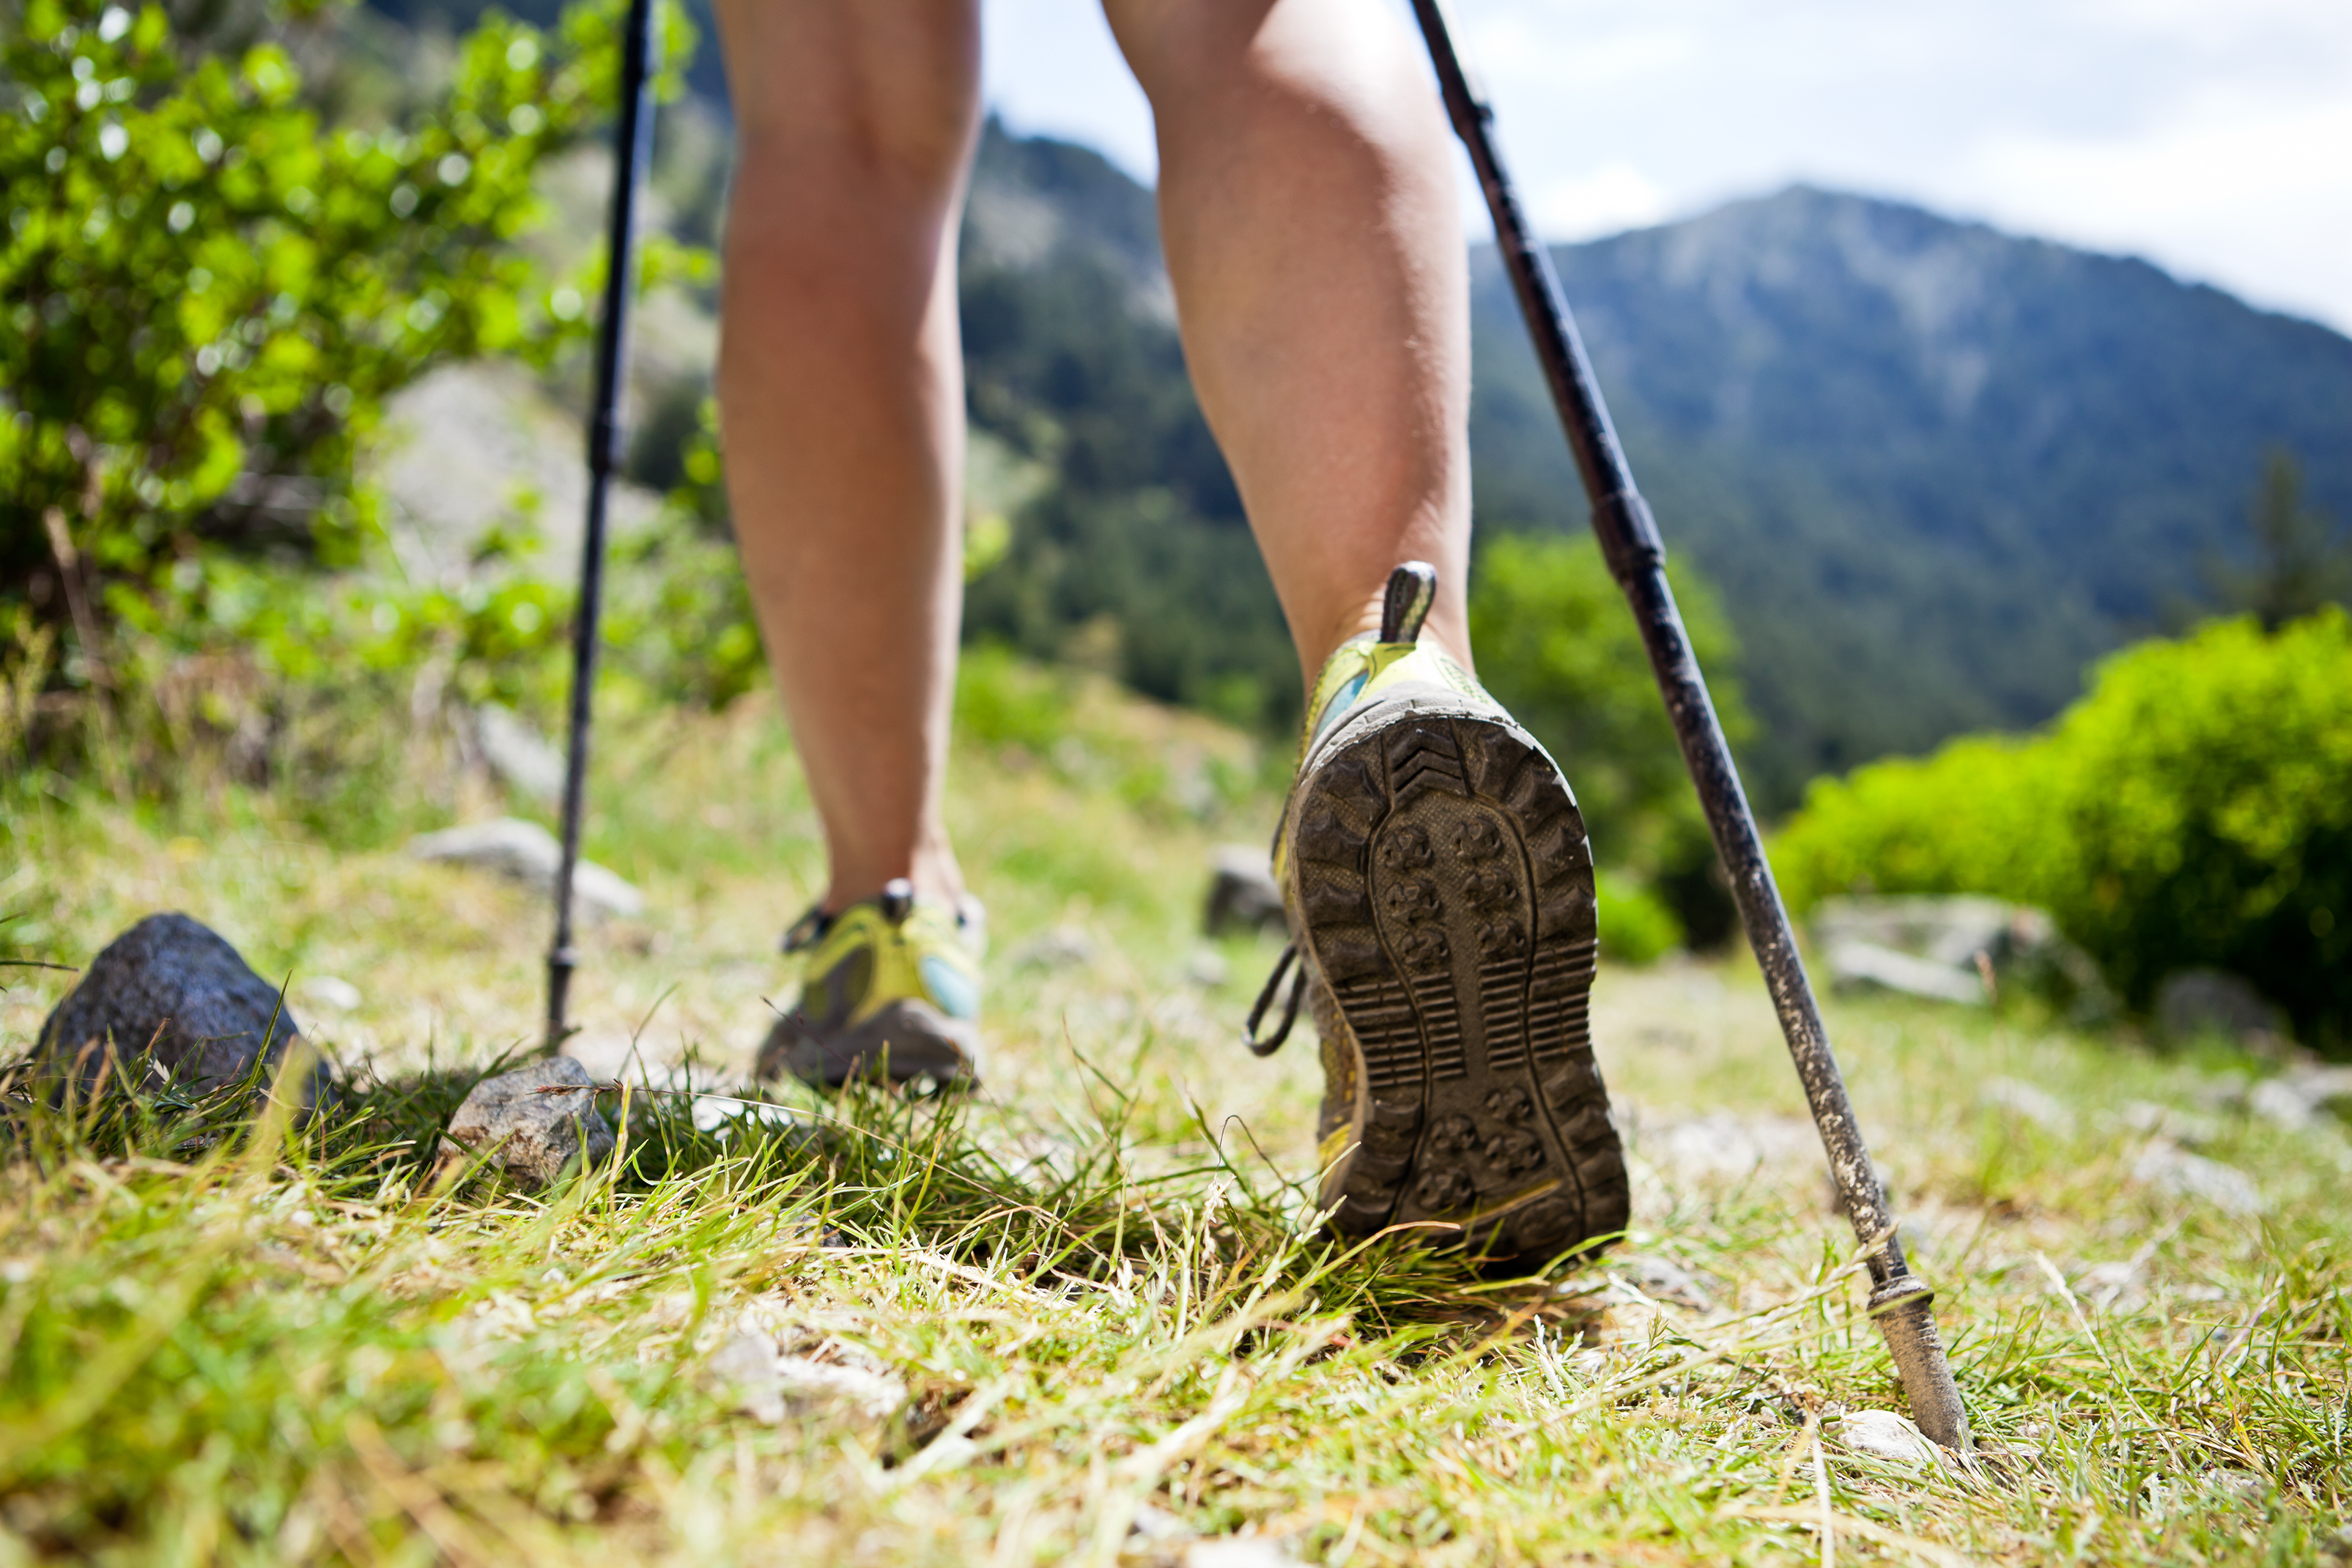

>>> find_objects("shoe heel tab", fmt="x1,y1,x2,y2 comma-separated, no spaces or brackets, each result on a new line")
879,879,916,924
1380,562,1438,644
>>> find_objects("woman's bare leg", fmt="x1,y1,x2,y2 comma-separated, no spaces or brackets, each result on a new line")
711,0,979,911
1103,0,1473,683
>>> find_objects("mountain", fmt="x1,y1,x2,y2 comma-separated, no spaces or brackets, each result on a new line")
1468,188,2352,799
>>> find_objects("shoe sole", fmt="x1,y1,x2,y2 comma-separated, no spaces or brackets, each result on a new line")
755,1002,983,1091
1291,700,1628,1263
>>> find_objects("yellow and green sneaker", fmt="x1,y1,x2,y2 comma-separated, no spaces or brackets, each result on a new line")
1249,561,1627,1263
755,880,985,1089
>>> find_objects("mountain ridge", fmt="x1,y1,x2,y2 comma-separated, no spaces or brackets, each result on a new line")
1462,182,2352,794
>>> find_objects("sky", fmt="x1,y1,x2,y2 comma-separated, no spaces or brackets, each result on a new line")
977,0,2352,335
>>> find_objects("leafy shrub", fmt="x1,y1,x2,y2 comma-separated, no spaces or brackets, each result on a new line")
954,640,1075,755
1776,610,2352,1044
0,0,631,588
1470,530,1752,949
1596,872,1682,965
0,0,711,779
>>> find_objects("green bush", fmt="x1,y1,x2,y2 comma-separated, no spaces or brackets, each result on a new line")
0,0,629,586
1596,871,1682,965
1470,530,1752,948
1777,610,2352,1044
0,0,709,774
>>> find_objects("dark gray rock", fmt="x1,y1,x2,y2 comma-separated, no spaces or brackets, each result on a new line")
1203,845,1284,937
437,1057,615,1188
37,913,330,1106
2156,969,2288,1047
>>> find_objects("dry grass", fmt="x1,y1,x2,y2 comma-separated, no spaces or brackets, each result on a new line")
1,684,2346,1564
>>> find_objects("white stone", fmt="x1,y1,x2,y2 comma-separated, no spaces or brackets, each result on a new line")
1838,1409,1944,1468
407,816,643,921
703,1332,905,1427
1981,1076,2071,1131
299,975,363,1013
2131,1139,2265,1217
2249,1078,2317,1130
1824,938,1986,1005
473,703,565,806
1185,1541,1294,1568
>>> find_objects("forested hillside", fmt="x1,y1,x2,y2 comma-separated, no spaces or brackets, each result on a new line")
1474,189,2352,799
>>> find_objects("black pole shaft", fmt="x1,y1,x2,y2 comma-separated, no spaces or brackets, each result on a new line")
547,0,659,1049
1406,0,1970,1449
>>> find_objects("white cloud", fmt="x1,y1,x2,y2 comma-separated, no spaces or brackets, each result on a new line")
1530,163,1671,240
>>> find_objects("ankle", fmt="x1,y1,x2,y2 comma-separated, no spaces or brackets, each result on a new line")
822,842,965,914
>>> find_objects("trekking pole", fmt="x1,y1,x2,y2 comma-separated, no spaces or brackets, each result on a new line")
547,0,659,1049
1406,0,1971,1450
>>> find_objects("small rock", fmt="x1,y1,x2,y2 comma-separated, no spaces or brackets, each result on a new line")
2131,1139,2264,1217
1131,1504,1191,1542
1186,1541,1293,1568
774,1355,905,1421
1823,938,1985,1005
1980,1076,2072,1132
2296,1065,2352,1116
1619,1252,1715,1312
2249,1078,2318,1130
438,1057,615,1188
407,817,643,922
299,975,363,1013
1009,926,1097,971
1813,894,2112,1015
705,1332,788,1424
703,1331,905,1427
2156,969,2286,1047
2075,1258,2147,1312
1838,1409,1945,1467
37,913,332,1108
1814,895,2016,969
2246,1065,2352,1130
1639,1110,1817,1183
471,703,566,806
1203,846,1284,937
2120,1101,2224,1147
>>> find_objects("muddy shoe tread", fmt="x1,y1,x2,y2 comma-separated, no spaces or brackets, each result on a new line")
1297,709,1625,1262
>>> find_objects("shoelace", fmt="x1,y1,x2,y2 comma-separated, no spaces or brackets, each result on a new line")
1243,941,1303,1056
780,879,917,953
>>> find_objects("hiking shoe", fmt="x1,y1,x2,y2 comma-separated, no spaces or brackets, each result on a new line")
1253,562,1627,1263
755,879,985,1089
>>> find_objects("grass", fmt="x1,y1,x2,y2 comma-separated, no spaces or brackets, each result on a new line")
1,670,2348,1564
